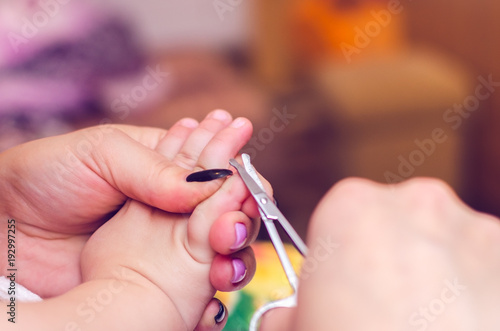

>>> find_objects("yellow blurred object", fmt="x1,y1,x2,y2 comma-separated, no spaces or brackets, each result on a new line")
216,241,303,330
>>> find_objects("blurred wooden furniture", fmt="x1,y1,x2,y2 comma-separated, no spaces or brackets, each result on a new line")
405,0,500,215
313,50,474,193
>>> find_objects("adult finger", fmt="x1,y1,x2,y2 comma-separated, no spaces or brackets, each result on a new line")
102,124,168,149
79,126,223,212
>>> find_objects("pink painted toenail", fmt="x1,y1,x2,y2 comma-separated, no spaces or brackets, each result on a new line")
231,259,247,284
230,223,247,250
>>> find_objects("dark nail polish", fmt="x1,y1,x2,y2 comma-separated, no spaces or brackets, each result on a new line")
214,299,226,324
186,169,233,182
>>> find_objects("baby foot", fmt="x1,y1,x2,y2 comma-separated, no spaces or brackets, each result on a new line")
81,110,268,330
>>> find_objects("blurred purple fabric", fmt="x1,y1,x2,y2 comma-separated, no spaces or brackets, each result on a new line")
0,2,146,151
0,1,145,118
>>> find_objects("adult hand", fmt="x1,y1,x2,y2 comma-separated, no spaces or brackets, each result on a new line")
261,178,500,331
0,110,253,298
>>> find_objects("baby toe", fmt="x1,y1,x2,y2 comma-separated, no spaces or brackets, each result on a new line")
209,247,256,292
193,298,228,331
209,211,260,255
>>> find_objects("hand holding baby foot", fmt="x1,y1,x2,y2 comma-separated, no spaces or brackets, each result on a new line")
80,112,270,330
0,109,253,299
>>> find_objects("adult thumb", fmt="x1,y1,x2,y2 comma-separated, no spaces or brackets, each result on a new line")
85,126,225,213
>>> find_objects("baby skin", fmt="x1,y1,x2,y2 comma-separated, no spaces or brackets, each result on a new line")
79,167,261,330
0,110,266,330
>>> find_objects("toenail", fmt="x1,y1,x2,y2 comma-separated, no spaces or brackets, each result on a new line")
230,223,247,250
214,299,226,324
231,258,247,284
230,117,246,128
209,109,229,121
179,118,199,128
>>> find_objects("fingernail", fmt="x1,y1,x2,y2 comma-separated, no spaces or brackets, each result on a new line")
230,117,246,128
209,109,229,121
230,223,247,250
231,258,247,284
214,299,226,324
186,169,233,182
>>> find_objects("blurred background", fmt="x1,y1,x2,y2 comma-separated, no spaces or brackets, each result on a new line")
1,0,500,241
